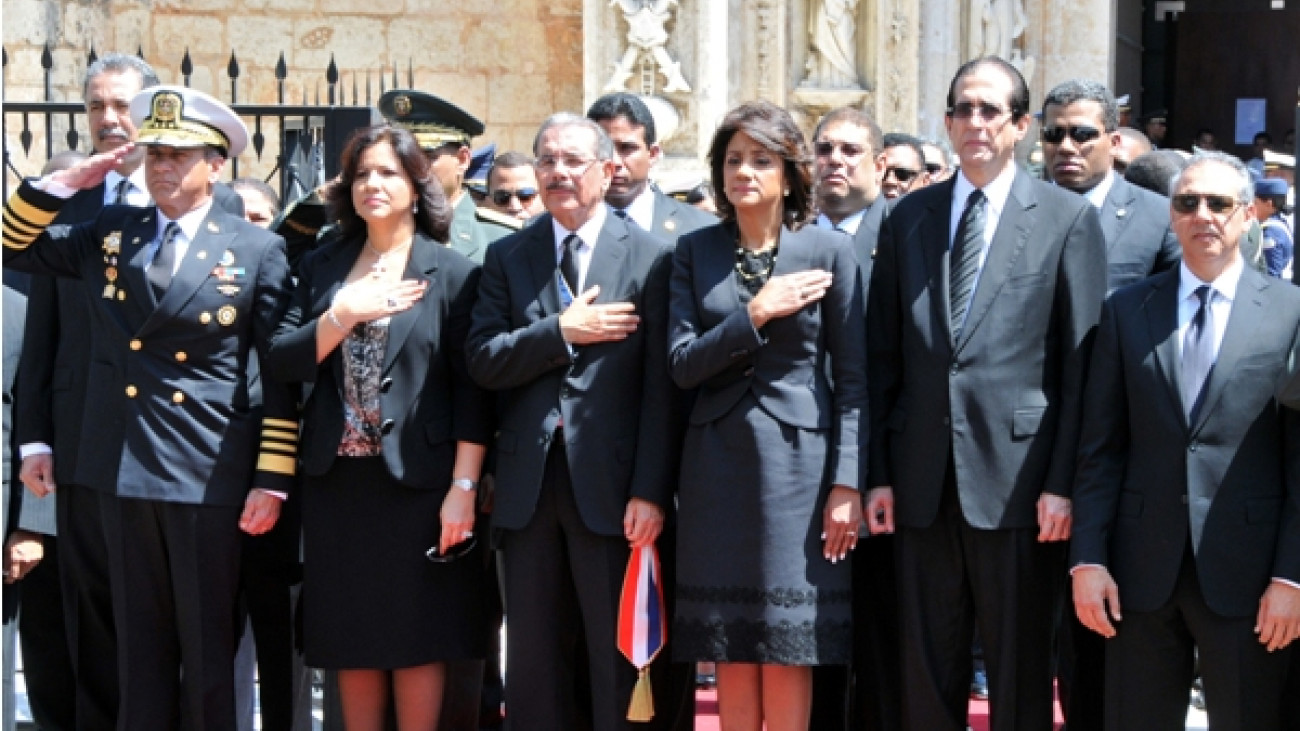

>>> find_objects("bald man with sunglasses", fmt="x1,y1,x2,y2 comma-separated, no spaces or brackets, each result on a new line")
1042,79,1180,294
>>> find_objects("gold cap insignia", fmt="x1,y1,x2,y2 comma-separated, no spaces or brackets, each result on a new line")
152,92,182,126
394,95,413,117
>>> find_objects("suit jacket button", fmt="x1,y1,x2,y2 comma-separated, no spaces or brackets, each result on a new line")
129,339,142,351
172,391,185,404
743,367,755,377
380,377,393,393
125,385,138,398
380,419,395,435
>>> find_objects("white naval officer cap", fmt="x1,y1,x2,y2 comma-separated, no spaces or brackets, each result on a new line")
129,85,249,158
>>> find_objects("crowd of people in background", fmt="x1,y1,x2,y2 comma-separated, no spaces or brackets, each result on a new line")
2,48,1299,731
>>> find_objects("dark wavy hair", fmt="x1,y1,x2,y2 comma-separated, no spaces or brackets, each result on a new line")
327,124,452,243
947,56,1031,122
707,101,813,229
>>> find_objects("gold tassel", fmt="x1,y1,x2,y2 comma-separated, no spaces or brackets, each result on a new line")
626,667,655,722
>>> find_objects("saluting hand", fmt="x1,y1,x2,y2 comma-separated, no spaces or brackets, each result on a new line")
560,285,640,345
49,143,135,191
747,269,833,329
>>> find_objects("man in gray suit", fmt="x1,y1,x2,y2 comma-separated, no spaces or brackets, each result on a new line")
466,113,677,730
866,57,1107,731
808,104,900,731
1041,79,1180,293
586,92,716,243
1072,152,1300,730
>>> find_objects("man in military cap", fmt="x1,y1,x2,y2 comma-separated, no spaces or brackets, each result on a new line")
377,90,519,262
2,84,298,729
1141,109,1168,148
465,142,496,205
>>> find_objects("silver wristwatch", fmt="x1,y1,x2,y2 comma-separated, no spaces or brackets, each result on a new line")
451,477,477,492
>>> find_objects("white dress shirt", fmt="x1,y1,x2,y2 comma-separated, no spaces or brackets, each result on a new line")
102,167,150,207
551,204,608,298
815,207,867,236
615,187,657,233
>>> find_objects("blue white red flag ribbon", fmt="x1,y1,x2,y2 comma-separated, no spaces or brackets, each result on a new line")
618,544,666,721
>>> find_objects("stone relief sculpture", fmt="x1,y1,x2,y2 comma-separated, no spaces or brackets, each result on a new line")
967,0,1035,81
604,0,692,94
801,0,862,89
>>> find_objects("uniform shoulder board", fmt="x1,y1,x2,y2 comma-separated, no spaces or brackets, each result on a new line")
476,206,524,231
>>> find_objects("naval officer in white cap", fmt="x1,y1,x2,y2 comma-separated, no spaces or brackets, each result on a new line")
2,84,298,730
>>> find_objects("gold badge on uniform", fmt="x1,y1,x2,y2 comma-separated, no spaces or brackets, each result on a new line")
102,231,122,256
116,290,126,301
103,284,116,299
103,264,120,299
394,95,413,117
217,305,237,326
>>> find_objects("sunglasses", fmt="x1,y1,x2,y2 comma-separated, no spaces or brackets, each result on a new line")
1041,125,1102,145
425,536,478,563
814,141,869,158
925,163,944,174
947,102,1009,121
884,166,921,183
1170,194,1241,216
491,187,539,206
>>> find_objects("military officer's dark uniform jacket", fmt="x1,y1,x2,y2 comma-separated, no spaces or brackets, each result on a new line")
2,180,298,505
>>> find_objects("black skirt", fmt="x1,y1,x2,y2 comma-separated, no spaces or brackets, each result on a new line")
301,456,487,669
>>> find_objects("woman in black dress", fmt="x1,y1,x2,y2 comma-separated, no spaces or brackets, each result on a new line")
668,101,867,730
266,124,492,730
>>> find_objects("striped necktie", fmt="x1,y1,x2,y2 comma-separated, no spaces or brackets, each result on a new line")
949,189,987,339
148,222,181,303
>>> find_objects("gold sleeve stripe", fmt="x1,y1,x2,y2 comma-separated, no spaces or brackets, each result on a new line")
2,214,42,250
262,428,299,443
257,453,297,476
5,193,59,230
3,231,33,251
260,441,297,455
3,211,41,238
263,417,299,431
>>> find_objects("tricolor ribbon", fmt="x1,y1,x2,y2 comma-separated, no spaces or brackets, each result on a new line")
617,544,666,722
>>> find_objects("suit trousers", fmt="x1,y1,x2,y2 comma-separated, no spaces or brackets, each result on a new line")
809,533,903,731
17,535,76,730
1104,543,1291,731
99,492,243,731
56,482,119,731
1057,576,1105,731
895,477,1062,731
500,438,637,731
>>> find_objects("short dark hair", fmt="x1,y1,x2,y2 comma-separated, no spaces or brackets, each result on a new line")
230,177,281,215
83,53,159,98
1253,131,1273,145
1123,150,1188,197
328,124,452,243
586,92,657,145
486,150,534,190
707,100,813,228
1042,79,1118,131
812,107,883,155
882,132,927,167
946,56,1030,121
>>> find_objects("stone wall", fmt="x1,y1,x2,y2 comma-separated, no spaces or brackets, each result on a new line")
3,0,585,178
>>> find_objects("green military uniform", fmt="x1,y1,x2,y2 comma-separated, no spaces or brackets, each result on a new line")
449,193,519,263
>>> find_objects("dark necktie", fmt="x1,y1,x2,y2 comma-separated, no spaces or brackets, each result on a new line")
560,233,582,299
112,178,131,205
613,208,629,220
149,222,181,302
1181,285,1215,422
949,189,987,339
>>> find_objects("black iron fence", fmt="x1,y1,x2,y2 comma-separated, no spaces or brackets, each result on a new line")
0,45,426,202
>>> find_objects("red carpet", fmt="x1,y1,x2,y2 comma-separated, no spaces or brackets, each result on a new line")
691,688,1064,730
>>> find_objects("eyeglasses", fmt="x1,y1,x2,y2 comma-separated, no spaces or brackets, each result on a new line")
1041,125,1102,145
947,102,1010,121
425,536,478,563
814,141,869,158
1170,194,1242,216
535,155,599,174
884,166,921,183
491,187,539,206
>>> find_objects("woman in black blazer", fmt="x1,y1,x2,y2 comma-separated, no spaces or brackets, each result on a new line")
667,101,867,730
266,124,492,730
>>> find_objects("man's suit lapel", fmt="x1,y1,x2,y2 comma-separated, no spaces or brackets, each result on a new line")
138,210,234,337
119,211,159,327
384,235,439,374
585,213,630,301
919,180,956,349
1142,269,1186,427
1101,177,1136,255
1190,267,1269,435
525,214,563,316
955,171,1035,353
